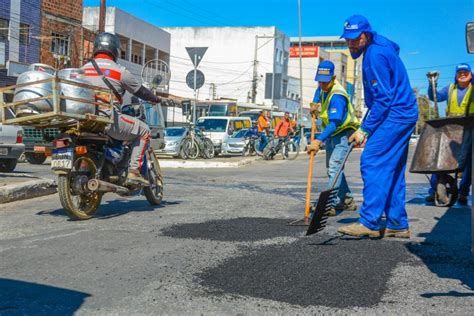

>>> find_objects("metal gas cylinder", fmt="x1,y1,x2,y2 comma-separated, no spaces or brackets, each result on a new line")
57,68,95,115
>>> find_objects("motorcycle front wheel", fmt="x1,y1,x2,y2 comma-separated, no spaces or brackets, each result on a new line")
58,155,102,220
144,149,164,205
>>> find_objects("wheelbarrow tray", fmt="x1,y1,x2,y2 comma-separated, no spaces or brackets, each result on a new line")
410,116,474,174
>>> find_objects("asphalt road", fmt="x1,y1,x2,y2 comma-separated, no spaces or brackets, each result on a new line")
1,148,474,315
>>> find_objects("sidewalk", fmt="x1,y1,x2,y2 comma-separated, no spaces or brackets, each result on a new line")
157,155,260,168
0,172,56,204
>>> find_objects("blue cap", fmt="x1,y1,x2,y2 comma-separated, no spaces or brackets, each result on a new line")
456,63,471,73
315,61,335,82
340,15,372,39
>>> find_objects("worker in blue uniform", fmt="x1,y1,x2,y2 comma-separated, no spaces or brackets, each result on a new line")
337,15,419,238
307,60,360,216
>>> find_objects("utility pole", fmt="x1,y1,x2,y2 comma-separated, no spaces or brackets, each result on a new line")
99,0,106,32
193,53,197,125
297,0,304,122
251,35,259,103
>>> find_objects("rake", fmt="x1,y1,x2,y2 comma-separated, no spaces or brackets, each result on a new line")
306,142,355,236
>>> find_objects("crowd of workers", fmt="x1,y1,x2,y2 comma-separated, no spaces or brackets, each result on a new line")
307,15,473,239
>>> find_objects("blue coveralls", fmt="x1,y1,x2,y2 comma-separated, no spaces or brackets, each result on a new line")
358,34,418,231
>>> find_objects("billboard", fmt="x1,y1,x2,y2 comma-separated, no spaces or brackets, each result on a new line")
290,46,319,58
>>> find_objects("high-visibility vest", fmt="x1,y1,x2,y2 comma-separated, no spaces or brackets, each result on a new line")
319,79,360,135
447,83,474,116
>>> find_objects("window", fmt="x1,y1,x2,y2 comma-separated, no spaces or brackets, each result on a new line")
51,32,70,56
19,23,29,45
0,18,8,41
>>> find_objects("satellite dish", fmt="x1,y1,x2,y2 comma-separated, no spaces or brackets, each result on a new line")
141,59,170,93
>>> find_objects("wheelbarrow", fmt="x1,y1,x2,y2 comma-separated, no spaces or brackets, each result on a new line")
410,115,474,206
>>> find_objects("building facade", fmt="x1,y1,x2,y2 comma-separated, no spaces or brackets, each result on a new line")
288,36,364,115
163,26,299,113
40,0,86,68
83,7,171,80
0,0,41,83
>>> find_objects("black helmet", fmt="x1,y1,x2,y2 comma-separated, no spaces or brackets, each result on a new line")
93,32,121,61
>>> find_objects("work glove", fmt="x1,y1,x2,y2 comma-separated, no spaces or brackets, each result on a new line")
349,128,368,145
307,139,322,155
309,102,321,117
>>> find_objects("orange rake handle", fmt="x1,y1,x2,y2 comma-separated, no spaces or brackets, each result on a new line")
304,113,317,219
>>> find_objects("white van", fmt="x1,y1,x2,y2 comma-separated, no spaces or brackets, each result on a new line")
196,116,252,154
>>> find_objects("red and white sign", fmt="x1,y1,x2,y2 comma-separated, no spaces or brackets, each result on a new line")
289,46,319,58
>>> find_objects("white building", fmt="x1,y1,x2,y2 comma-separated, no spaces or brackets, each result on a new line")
163,26,299,113
288,36,351,111
83,7,171,81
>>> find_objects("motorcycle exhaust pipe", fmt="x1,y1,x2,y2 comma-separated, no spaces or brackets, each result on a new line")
87,179,129,195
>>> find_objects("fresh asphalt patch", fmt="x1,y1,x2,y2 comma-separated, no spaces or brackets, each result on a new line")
198,235,410,308
161,217,304,242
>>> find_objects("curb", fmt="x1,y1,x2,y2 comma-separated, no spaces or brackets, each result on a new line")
159,156,258,169
0,178,57,204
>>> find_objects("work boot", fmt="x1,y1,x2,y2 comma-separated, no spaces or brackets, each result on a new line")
337,223,381,238
425,194,435,203
326,208,337,217
383,228,411,239
458,195,468,206
127,169,149,186
336,197,358,211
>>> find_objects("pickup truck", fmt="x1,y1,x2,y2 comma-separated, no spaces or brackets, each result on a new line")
0,124,25,172
22,127,59,164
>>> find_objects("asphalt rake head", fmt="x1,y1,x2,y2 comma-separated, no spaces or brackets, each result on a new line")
306,187,338,236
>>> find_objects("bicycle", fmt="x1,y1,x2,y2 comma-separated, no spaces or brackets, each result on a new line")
180,127,215,160
262,135,299,160
242,134,264,157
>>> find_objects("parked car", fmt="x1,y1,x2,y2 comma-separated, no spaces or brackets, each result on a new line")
221,129,249,155
196,116,252,155
0,124,25,172
155,127,187,157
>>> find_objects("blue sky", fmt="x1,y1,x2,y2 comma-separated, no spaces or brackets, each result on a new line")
85,0,474,111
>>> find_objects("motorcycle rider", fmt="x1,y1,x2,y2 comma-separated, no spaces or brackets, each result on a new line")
81,32,162,185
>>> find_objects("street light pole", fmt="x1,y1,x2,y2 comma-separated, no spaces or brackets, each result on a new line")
297,0,304,122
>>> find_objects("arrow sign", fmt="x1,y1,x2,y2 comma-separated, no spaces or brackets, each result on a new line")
186,47,208,67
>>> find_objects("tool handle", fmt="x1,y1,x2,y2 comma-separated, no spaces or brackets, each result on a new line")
304,113,317,218
329,142,355,190
430,77,439,116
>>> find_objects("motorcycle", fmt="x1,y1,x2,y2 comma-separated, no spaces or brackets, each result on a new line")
51,124,164,220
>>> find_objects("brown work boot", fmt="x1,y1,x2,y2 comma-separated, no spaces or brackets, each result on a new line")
326,208,337,216
336,197,358,211
383,228,411,239
127,170,149,186
337,223,381,238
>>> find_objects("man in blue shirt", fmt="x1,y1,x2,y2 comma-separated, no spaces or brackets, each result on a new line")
307,61,360,215
337,15,419,238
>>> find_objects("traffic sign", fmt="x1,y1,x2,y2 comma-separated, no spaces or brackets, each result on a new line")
185,47,208,67
186,70,205,90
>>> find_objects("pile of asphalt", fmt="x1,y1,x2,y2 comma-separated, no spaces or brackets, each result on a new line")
161,217,304,242
198,235,409,308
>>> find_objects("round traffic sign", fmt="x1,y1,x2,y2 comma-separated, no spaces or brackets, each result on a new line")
186,70,205,90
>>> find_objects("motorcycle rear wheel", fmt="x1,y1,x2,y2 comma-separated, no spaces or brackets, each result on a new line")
58,155,102,220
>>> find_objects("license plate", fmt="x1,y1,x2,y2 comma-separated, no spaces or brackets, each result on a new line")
0,148,7,155
51,148,73,169
34,146,46,152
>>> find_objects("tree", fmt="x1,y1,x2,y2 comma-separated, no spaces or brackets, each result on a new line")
413,88,438,133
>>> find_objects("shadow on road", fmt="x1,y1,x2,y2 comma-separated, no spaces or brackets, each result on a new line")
36,199,181,220
406,205,474,297
0,278,90,315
